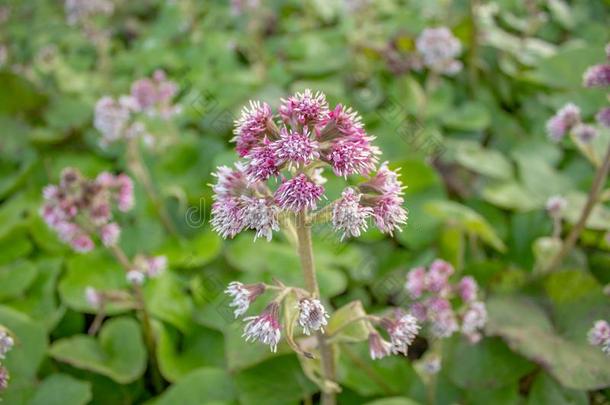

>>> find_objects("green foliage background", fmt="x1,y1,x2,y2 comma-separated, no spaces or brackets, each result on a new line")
1,0,610,404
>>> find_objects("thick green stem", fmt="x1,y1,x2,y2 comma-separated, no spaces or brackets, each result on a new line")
295,211,337,405
127,139,178,236
545,144,610,272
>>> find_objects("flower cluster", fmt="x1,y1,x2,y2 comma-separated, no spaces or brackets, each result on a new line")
64,0,113,26
588,320,610,355
0,328,14,393
545,103,582,142
94,70,180,148
415,27,463,75
126,255,167,285
405,260,487,343
368,309,420,360
40,168,134,253
211,89,407,242
225,282,330,352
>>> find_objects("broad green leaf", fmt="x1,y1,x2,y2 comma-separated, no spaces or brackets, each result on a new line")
441,102,491,131
363,398,422,405
158,229,222,269
527,372,587,405
326,301,369,344
30,374,92,405
152,368,236,405
49,317,146,383
486,295,610,390
145,271,193,333
425,200,506,252
0,260,37,301
482,181,538,211
451,140,513,180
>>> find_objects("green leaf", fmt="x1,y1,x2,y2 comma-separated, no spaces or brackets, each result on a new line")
363,398,422,405
0,260,37,301
49,317,147,383
441,102,491,131
145,271,193,333
159,229,222,269
486,295,610,390
31,374,92,405
527,372,587,405
425,200,506,252
451,140,513,180
326,301,369,343
153,368,236,405
482,181,538,211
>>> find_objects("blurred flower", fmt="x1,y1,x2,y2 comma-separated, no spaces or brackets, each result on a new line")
0,366,9,391
85,286,102,308
126,270,146,285
546,103,581,142
406,267,427,299
381,310,420,355
94,96,135,147
0,330,13,360
368,332,392,360
457,276,478,302
225,281,266,318
588,320,610,355
416,27,462,75
573,123,598,143
428,298,458,338
583,64,610,88
332,188,373,240
100,223,120,247
427,259,454,294
130,69,180,119
461,301,487,343
596,107,610,128
545,195,567,217
297,298,329,335
132,255,167,279
243,302,282,352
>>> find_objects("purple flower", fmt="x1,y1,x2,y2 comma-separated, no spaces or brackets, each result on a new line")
275,174,324,212
583,64,610,87
416,27,462,75
116,174,134,212
100,222,121,247
461,301,487,343
457,276,478,302
240,196,280,241
405,266,427,299
596,107,610,128
0,366,9,391
0,330,13,360
211,197,246,239
546,103,581,142
71,234,95,253
233,101,273,157
94,96,136,147
573,123,598,143
380,310,420,355
332,188,373,240
245,140,281,182
145,256,167,277
588,320,610,355
297,298,329,335
85,286,102,308
426,259,453,294
130,70,179,119
370,195,408,236
279,89,329,126
427,298,458,338
546,195,567,217
243,302,282,352
225,281,265,318
272,128,320,167
212,164,249,198
368,332,392,360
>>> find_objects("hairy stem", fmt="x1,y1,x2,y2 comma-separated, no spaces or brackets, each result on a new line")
127,139,178,236
109,245,164,393
545,144,610,272
295,211,337,405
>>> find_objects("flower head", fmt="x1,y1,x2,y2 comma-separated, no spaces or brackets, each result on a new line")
130,70,179,119
280,89,329,126
0,330,13,360
243,302,282,352
583,64,610,87
461,301,487,343
100,223,120,247
297,298,329,335
245,140,280,182
381,310,420,355
233,101,274,157
275,174,324,212
573,124,598,143
225,281,265,318
272,128,320,167
546,195,567,217
596,107,610,128
405,267,427,299
241,197,280,241
457,276,478,302
588,320,610,355
546,103,581,142
85,286,102,308
332,188,373,240
0,366,9,391
416,27,462,75
368,332,393,360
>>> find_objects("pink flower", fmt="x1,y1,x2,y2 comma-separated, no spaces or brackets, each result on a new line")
427,259,454,293
588,320,610,355
85,286,102,308
405,266,427,299
279,89,329,126
241,196,280,241
116,174,134,212
427,297,458,338
457,276,478,302
332,188,373,240
573,124,598,143
211,164,249,198
324,136,380,177
274,173,324,212
225,281,266,318
245,140,280,182
211,197,246,239
100,222,120,247
461,301,487,343
271,128,320,167
370,194,408,236
380,310,420,355
546,195,567,217
583,64,610,87
71,234,94,253
368,332,392,360
416,27,462,75
243,302,282,352
597,107,610,128
94,96,132,146
130,70,179,118
546,103,581,142
233,101,273,157
146,256,167,277
297,298,329,335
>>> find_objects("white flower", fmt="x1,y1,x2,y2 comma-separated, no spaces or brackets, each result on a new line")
225,281,265,318
243,303,281,352
297,298,330,335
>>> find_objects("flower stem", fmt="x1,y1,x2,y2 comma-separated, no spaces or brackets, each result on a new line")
127,139,178,236
295,211,337,405
108,245,164,393
545,144,610,272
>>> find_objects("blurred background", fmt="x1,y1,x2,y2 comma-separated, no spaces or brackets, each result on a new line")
1,0,610,404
